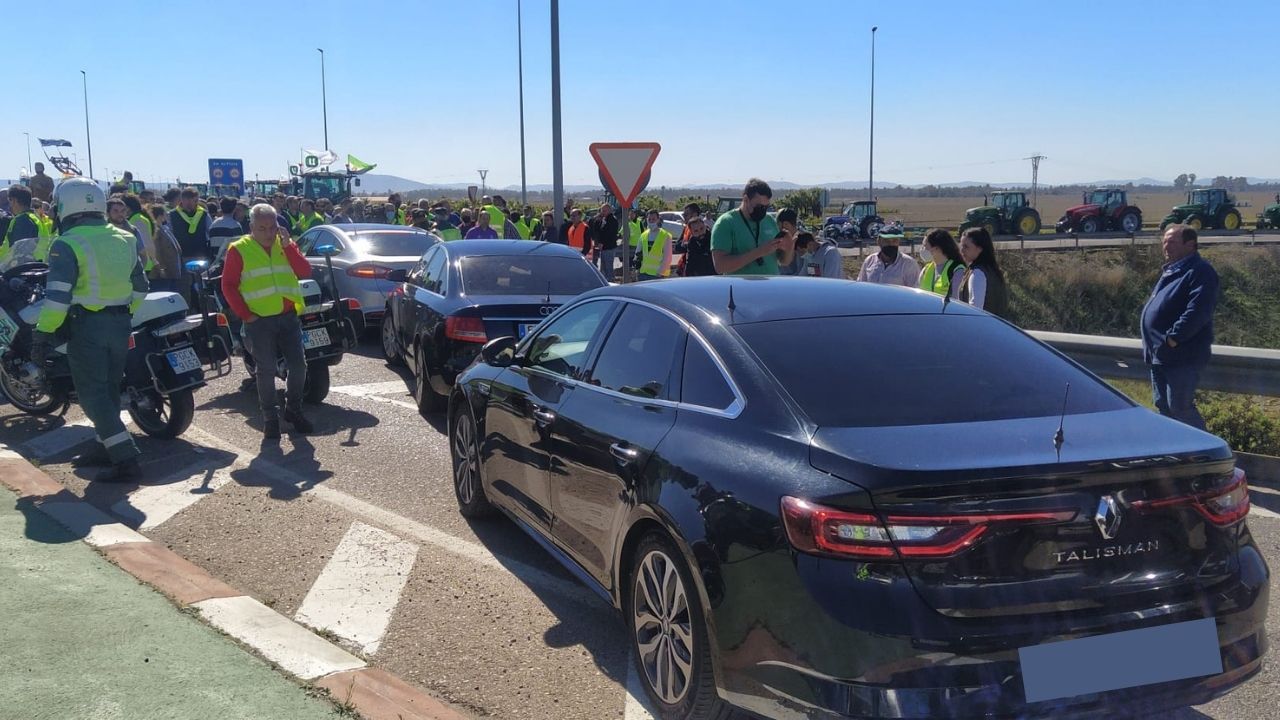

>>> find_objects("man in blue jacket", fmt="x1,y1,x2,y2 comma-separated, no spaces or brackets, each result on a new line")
1141,225,1218,429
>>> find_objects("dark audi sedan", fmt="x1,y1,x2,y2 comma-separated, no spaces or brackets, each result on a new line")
381,240,606,414
447,277,1268,720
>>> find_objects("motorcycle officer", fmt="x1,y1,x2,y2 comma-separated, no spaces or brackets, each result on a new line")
33,178,149,481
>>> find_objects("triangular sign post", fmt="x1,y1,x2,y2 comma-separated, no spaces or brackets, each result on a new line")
588,142,661,208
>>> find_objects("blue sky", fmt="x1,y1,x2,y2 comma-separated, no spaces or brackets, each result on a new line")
4,0,1277,188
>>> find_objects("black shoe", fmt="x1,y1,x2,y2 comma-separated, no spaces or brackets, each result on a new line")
263,418,281,440
71,446,113,468
96,458,141,484
283,409,314,434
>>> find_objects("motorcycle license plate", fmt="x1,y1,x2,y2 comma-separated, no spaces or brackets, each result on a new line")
303,327,331,350
518,322,538,338
166,347,202,374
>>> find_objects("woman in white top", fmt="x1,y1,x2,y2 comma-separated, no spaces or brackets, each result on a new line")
956,228,1009,317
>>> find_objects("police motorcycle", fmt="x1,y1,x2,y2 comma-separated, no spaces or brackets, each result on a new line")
193,243,361,405
0,256,234,438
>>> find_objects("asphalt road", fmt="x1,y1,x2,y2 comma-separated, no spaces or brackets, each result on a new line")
1,339,1276,720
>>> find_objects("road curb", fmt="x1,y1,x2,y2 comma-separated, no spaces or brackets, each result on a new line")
0,453,471,720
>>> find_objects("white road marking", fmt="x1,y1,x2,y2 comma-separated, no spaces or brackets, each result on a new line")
182,425,600,607
111,466,234,530
37,499,150,547
330,380,411,397
192,595,366,680
1249,505,1280,521
623,650,658,720
295,521,418,655
21,419,97,460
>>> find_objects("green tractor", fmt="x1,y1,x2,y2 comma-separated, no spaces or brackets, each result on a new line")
959,191,1042,237
1159,188,1243,232
287,171,360,205
1255,193,1280,230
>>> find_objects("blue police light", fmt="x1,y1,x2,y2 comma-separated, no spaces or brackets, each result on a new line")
184,259,208,273
316,244,339,257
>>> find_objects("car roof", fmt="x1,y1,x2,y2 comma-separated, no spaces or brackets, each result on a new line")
578,276,985,325
437,239,587,258
324,223,432,234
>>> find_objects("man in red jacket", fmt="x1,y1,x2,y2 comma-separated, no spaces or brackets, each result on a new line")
220,203,314,439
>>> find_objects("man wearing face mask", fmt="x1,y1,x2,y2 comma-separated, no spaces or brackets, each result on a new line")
711,178,794,276
856,224,919,286
635,209,673,280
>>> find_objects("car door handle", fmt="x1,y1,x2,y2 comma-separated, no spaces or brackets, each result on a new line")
610,443,641,464
532,407,556,426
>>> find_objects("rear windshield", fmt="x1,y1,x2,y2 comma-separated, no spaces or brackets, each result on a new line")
350,231,437,257
735,315,1130,427
460,255,604,296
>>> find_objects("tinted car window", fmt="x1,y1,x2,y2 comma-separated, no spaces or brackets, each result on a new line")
422,250,447,294
460,255,603,296
681,340,736,410
298,229,323,255
526,300,615,379
350,231,437,257
736,315,1130,427
588,305,685,401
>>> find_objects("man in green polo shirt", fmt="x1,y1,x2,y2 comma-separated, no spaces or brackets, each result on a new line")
711,178,795,275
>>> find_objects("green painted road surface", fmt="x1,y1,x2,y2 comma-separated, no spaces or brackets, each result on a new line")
0,490,345,720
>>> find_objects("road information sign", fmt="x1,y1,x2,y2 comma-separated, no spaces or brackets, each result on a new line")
588,142,661,207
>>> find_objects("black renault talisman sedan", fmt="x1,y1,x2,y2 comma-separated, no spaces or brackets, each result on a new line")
381,239,607,414
447,276,1268,720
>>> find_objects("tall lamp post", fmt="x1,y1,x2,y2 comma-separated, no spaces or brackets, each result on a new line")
517,0,528,206
81,70,94,179
23,132,31,172
318,48,329,152
550,0,564,236
868,26,877,203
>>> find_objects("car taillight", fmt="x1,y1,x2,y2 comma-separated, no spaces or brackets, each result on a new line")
780,496,1076,560
445,316,487,343
127,334,136,350
215,312,229,327
344,298,361,311
1132,468,1250,526
346,264,392,279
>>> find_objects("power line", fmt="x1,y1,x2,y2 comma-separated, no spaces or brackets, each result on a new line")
1025,154,1046,207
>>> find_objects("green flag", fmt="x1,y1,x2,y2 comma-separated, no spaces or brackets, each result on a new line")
347,154,376,174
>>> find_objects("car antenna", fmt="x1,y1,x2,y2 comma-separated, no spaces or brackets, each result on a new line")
727,285,737,323
544,280,551,305
1053,382,1071,461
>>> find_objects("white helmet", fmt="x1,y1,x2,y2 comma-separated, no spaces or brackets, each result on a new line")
54,177,107,219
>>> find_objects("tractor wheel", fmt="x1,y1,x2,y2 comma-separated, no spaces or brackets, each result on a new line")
1222,210,1241,231
1015,210,1041,236
1185,215,1204,231
982,220,998,237
1079,216,1100,234
1120,211,1142,234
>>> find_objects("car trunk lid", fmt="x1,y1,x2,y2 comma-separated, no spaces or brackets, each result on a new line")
450,294,580,342
808,409,1244,618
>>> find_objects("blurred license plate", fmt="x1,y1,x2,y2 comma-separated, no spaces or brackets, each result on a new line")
518,322,538,338
1018,618,1222,703
303,327,331,349
166,347,201,374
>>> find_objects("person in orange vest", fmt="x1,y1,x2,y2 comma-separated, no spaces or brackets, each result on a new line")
559,207,590,256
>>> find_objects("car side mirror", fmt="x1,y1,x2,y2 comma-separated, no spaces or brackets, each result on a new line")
480,336,518,368
315,244,339,257
386,268,408,283
184,259,208,274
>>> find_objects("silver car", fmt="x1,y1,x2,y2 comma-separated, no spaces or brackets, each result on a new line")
297,223,440,324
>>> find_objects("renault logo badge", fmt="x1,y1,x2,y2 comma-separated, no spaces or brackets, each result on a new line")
1095,495,1122,540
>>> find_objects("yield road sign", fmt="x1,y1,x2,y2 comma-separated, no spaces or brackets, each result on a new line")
589,142,661,207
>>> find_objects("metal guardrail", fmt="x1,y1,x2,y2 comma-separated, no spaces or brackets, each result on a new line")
1029,331,1280,397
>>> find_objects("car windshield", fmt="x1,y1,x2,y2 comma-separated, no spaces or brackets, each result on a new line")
460,255,604,296
349,231,437,257
735,315,1130,427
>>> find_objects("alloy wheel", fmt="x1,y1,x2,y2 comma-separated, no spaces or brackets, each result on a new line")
453,415,479,505
382,314,398,360
632,549,694,706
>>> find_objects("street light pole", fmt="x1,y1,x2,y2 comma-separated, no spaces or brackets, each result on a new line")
517,0,528,207
81,70,94,179
868,27,877,203
23,132,31,172
550,0,564,237
318,48,329,152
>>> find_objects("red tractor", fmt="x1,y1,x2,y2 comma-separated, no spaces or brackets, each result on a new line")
1055,188,1143,234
